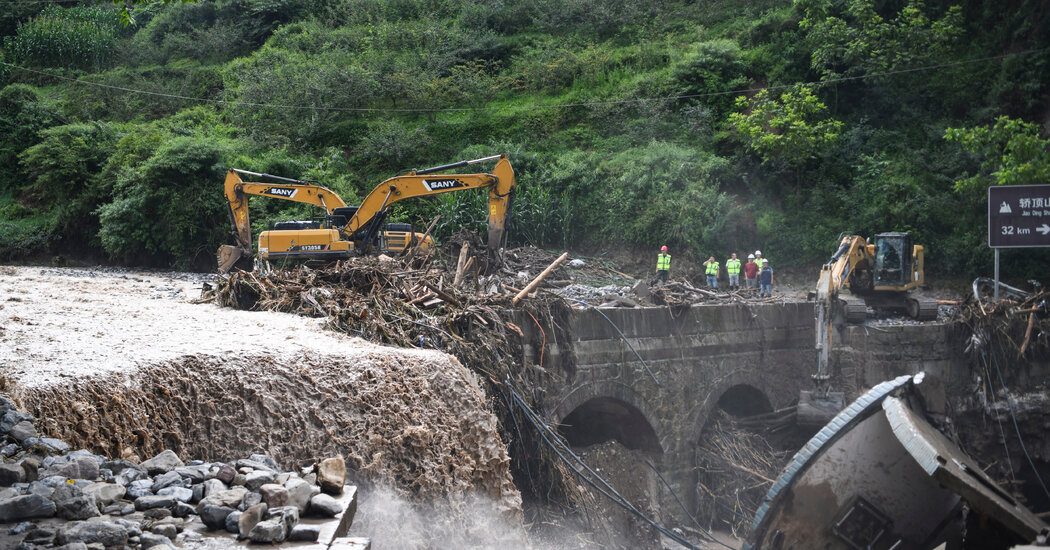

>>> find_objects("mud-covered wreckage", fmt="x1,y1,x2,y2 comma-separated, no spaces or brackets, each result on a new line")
746,373,1049,550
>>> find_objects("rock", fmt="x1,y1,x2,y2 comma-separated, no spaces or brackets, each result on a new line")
289,524,321,542
172,501,196,518
20,457,39,482
101,459,139,475
127,479,154,499
0,443,19,457
248,454,280,470
174,465,207,484
151,523,178,540
57,496,100,520
139,531,174,549
0,396,15,412
235,458,276,472
0,493,56,521
56,521,128,547
37,437,71,454
134,494,176,511
26,480,54,498
215,464,236,484
243,470,275,491
0,487,17,501
9,420,37,442
157,486,193,502
42,457,99,481
309,493,343,517
1,409,33,432
237,503,267,539
258,483,288,508
225,510,242,533
267,505,299,534
284,478,312,512
10,520,33,534
0,463,25,486
196,487,247,511
23,526,56,545
201,478,225,499
82,482,126,506
199,505,234,530
317,456,346,495
56,542,89,550
140,450,183,476
151,471,182,493
248,519,286,543
240,491,262,510
114,466,147,486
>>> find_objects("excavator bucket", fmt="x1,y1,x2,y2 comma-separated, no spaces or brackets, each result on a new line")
217,245,250,274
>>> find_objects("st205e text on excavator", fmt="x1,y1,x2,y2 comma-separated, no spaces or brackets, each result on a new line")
217,154,515,273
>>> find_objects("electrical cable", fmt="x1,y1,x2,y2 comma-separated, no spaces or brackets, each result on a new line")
645,459,737,548
508,387,714,550
988,344,1050,502
2,47,1047,115
977,337,1016,480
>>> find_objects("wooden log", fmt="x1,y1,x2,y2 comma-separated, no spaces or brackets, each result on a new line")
513,252,569,306
405,215,440,259
453,241,470,288
421,279,462,308
1020,311,1036,355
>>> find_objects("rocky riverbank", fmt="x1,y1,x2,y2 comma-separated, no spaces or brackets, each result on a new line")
0,394,363,549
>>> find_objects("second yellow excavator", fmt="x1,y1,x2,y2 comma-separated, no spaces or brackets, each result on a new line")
218,154,515,273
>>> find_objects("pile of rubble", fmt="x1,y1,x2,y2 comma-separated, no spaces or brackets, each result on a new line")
0,395,361,548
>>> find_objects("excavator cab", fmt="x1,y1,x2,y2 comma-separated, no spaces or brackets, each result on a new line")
873,232,909,287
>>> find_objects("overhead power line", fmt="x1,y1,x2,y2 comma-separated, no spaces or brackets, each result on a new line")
1,47,1047,114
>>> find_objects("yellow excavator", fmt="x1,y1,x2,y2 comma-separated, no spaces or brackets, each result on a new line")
217,154,515,273
803,232,938,425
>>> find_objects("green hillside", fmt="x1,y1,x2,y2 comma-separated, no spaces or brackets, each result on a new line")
1,0,1048,275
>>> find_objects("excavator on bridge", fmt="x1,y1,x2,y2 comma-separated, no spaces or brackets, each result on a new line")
803,232,938,425
217,154,516,273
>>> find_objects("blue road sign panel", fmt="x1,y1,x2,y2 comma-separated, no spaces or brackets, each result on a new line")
988,184,1050,248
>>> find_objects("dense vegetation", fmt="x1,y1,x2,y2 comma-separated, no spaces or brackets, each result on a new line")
1,0,1048,276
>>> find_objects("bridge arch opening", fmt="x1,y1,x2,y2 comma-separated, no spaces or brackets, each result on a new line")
558,397,662,453
716,384,773,418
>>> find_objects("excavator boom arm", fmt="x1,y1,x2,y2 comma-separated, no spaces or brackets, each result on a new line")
345,154,515,253
218,168,348,273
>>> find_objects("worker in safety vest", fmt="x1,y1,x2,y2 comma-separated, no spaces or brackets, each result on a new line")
655,245,671,284
703,256,720,289
755,250,768,269
725,252,741,291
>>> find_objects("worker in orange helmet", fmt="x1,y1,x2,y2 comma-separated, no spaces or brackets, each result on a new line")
656,245,671,284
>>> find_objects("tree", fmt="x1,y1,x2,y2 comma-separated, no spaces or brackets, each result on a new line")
727,85,843,187
797,0,963,79
945,116,1050,192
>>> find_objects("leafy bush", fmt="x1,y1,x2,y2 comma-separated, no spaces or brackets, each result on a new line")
96,135,234,268
0,84,60,193
19,122,116,246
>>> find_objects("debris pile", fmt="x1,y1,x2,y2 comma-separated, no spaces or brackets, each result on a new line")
0,395,361,548
955,289,1050,360
694,411,789,538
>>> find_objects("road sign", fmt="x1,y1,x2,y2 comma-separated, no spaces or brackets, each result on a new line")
988,184,1050,248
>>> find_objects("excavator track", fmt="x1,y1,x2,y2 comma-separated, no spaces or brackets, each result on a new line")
842,298,868,323
907,298,939,321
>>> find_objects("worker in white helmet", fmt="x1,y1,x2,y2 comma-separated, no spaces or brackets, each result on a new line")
744,254,759,290
754,250,767,269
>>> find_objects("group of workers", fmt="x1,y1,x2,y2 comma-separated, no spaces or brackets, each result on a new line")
655,246,774,297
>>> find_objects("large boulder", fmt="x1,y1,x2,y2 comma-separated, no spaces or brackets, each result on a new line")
56,521,129,548
140,450,184,476
317,456,345,495
0,494,56,521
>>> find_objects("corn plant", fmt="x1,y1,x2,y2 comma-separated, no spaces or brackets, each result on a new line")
5,5,121,71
